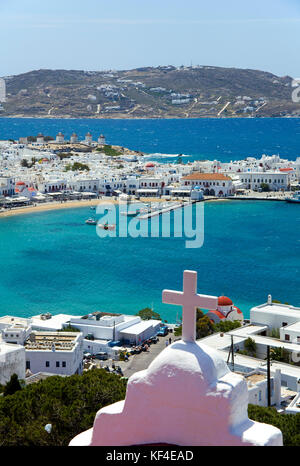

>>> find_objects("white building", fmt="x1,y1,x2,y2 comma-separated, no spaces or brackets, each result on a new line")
245,369,281,407
98,134,106,145
181,173,234,197
1,321,32,346
70,133,78,144
25,331,84,376
56,132,65,144
0,342,26,385
68,312,161,354
250,296,300,332
84,132,93,145
0,176,15,196
237,171,289,191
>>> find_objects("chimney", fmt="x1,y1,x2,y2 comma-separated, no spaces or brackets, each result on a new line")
268,294,272,305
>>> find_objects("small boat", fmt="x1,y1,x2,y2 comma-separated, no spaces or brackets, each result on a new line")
85,218,97,225
285,191,300,203
98,223,116,231
90,206,96,210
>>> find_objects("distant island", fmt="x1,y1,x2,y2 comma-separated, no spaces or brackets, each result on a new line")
1,64,299,119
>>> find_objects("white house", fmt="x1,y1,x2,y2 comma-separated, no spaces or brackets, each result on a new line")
0,176,15,196
1,321,32,346
237,171,289,191
0,342,26,385
250,296,300,332
68,312,161,353
24,331,84,376
245,369,281,408
181,173,234,197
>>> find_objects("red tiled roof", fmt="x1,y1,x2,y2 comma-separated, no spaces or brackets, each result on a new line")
182,173,232,181
218,296,233,306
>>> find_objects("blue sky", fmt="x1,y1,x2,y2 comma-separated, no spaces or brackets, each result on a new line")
1,0,300,76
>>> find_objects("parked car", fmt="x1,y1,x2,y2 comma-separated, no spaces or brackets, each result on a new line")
94,352,109,360
157,326,168,337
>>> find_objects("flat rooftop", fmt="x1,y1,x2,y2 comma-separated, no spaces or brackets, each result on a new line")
119,320,161,336
31,314,76,330
25,332,79,351
251,303,300,319
0,316,30,326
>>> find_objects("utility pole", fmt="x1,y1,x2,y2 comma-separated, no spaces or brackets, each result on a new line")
267,346,271,407
227,335,235,371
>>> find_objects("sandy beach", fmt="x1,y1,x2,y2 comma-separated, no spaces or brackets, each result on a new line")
0,197,172,219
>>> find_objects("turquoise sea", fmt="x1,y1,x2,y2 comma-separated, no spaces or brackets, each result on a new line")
0,201,299,322
0,118,300,322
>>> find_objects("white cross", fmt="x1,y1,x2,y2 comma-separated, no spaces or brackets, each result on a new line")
162,270,218,343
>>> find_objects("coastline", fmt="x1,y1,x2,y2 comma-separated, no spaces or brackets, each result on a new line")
0,197,170,218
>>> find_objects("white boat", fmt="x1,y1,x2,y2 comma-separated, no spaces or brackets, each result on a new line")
285,191,300,203
97,223,116,230
85,218,97,225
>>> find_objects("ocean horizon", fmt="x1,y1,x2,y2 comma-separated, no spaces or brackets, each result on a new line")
1,117,300,163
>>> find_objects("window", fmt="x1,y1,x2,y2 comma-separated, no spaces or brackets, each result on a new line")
62,361,66,368
56,361,60,367
26,361,30,369
285,334,290,341
258,391,262,401
46,361,50,367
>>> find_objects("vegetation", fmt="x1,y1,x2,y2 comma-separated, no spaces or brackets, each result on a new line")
270,328,280,339
248,404,300,446
260,183,270,192
270,347,290,364
3,374,22,397
238,337,257,357
136,307,161,321
0,369,126,446
213,320,241,333
21,158,36,168
58,325,80,333
96,145,122,157
65,162,90,172
174,311,241,338
57,152,72,160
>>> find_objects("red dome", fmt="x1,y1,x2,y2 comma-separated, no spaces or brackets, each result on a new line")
16,181,26,186
145,162,155,168
218,296,233,306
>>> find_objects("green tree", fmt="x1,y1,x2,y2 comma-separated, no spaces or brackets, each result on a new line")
174,309,214,339
213,320,241,333
21,159,29,167
260,183,270,192
270,346,290,363
136,307,161,321
0,369,126,446
244,337,257,356
3,374,22,397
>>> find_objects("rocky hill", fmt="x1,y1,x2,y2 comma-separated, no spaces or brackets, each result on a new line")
1,65,299,118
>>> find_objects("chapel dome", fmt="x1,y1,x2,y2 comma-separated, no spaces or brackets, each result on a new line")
218,296,233,306
127,340,230,411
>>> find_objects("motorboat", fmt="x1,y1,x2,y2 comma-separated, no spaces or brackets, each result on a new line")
97,223,116,231
285,191,300,203
85,218,97,225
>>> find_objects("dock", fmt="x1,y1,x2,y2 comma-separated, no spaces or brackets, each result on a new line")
138,201,194,220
